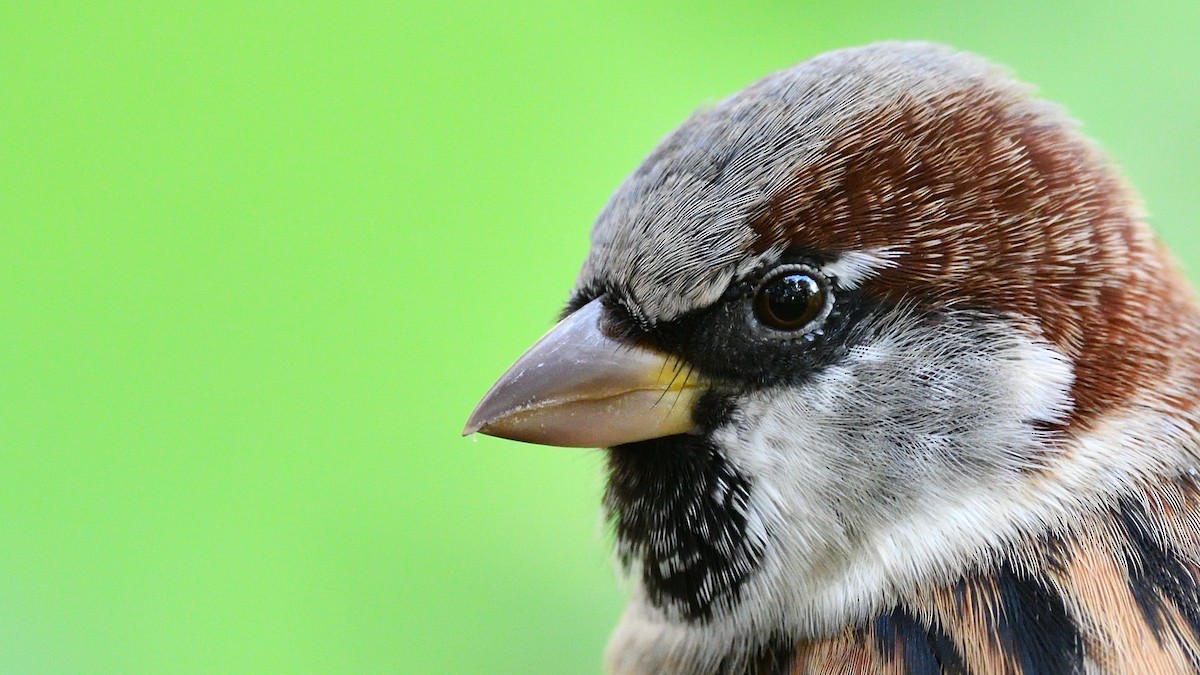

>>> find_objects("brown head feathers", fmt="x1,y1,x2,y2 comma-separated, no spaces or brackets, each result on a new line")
746,47,1199,433
580,42,1200,432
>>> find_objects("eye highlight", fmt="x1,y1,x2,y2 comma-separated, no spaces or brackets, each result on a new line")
753,266,830,332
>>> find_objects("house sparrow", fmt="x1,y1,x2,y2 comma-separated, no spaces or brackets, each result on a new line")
464,42,1200,674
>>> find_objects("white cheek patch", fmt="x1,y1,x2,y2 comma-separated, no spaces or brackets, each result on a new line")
820,248,900,289
606,308,1200,675
709,312,1078,639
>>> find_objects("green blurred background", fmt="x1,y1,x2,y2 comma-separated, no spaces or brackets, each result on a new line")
2,1,1198,672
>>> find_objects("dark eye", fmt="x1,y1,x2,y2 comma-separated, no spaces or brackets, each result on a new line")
753,268,829,331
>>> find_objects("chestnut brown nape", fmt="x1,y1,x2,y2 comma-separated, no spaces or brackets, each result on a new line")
749,83,1199,430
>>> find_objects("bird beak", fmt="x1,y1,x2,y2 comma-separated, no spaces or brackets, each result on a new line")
463,298,703,448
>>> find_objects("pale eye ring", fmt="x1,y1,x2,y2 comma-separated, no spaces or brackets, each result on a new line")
752,265,832,333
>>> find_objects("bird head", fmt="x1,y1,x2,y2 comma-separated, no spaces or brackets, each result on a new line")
465,43,1200,673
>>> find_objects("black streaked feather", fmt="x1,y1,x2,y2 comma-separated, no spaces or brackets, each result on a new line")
986,560,1085,675
738,635,796,675
874,605,970,675
1116,496,1200,645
